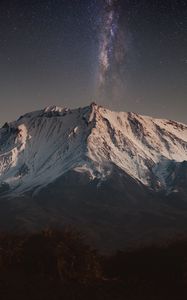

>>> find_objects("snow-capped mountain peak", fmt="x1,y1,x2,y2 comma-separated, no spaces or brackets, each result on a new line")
0,103,187,195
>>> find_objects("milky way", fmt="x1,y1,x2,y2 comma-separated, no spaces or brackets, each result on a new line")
97,0,127,104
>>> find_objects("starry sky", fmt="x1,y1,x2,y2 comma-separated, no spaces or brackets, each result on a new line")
0,0,186,124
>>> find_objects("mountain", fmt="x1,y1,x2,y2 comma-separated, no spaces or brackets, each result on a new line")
0,103,187,249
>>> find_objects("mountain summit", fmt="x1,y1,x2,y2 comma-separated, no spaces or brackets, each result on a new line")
0,103,187,195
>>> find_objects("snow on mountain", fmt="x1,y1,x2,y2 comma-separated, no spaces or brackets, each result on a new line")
0,103,187,195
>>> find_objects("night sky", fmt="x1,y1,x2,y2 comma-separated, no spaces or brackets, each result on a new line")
0,0,186,124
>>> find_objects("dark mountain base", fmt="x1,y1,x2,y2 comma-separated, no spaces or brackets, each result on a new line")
0,166,187,250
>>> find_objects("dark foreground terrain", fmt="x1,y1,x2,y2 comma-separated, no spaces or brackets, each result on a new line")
0,229,187,299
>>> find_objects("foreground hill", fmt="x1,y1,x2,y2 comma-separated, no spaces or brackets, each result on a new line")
1,230,187,300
